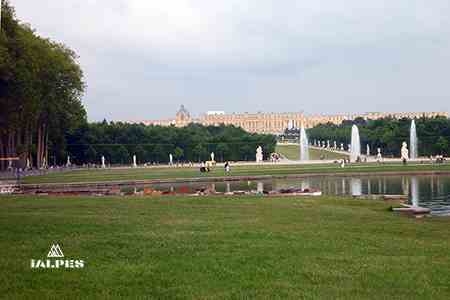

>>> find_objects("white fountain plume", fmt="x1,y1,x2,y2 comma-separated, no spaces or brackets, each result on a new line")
299,124,310,161
410,120,418,159
350,125,361,162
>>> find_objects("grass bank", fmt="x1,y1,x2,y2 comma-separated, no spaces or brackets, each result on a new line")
276,144,349,160
21,162,450,185
0,195,449,298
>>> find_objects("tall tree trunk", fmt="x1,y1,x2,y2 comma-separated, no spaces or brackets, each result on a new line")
44,124,48,167
7,130,13,158
0,135,4,170
37,124,42,168
24,126,29,167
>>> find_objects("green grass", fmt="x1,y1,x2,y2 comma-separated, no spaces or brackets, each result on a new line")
276,144,349,160
22,162,450,185
1,195,449,298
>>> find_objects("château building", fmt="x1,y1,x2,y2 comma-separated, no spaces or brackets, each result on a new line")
131,105,448,135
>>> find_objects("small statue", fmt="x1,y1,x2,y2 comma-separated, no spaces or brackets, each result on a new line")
377,148,382,162
256,146,263,163
401,142,409,164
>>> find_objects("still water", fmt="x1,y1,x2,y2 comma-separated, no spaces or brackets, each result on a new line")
145,175,450,216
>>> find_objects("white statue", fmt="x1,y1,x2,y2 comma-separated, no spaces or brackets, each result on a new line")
66,156,71,167
401,142,409,162
377,148,382,161
210,152,215,162
169,153,173,165
101,156,106,168
256,146,263,163
366,144,370,156
334,141,337,149
340,143,344,151
26,158,31,169
133,155,137,168
327,140,330,149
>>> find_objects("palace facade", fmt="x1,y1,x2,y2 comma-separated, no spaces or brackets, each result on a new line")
132,105,448,135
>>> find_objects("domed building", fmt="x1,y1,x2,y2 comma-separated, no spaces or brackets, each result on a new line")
128,105,448,135
175,105,192,127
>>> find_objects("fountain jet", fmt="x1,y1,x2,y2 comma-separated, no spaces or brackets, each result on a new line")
299,125,310,161
350,125,361,162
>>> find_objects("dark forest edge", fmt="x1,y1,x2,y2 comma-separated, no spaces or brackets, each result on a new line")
283,116,450,157
67,122,277,165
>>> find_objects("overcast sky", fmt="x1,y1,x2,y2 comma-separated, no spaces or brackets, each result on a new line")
12,0,450,121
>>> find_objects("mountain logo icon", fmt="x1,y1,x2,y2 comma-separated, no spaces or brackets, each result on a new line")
47,244,64,258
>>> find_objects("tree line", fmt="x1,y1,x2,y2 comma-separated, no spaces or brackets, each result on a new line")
0,1,86,170
303,116,450,157
66,122,277,165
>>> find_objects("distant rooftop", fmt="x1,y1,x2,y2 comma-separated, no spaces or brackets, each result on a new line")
206,111,225,115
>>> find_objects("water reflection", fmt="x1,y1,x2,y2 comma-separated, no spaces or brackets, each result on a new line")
402,177,409,196
257,182,264,193
350,178,362,196
342,179,346,195
301,179,310,190
410,177,419,207
145,175,450,216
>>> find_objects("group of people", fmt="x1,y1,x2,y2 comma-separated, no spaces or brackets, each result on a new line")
270,153,281,162
431,155,446,164
199,161,231,173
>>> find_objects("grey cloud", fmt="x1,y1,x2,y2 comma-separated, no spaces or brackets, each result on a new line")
11,0,450,120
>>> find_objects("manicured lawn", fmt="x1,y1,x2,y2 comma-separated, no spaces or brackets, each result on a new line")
21,162,450,184
0,195,449,298
276,144,349,160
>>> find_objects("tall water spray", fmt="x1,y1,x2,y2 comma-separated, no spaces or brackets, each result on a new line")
350,125,361,162
410,120,418,159
299,125,310,161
